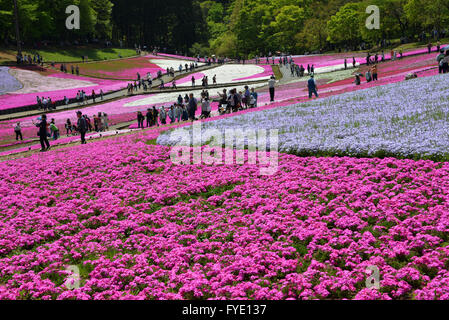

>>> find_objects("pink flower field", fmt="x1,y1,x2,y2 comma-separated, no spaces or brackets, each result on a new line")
1,46,448,301
249,45,445,69
1,132,449,300
0,70,127,110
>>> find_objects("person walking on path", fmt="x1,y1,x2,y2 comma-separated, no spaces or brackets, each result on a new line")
200,97,211,119
137,111,145,128
34,115,51,152
159,107,167,125
102,113,109,131
146,109,153,128
442,51,449,74
14,122,23,141
437,50,445,73
49,119,60,141
152,107,159,127
175,104,182,122
77,111,88,145
93,114,100,132
243,86,251,109
352,57,356,68
188,94,198,121
308,75,319,99
268,76,276,102
65,119,73,136
168,106,176,123
250,88,258,108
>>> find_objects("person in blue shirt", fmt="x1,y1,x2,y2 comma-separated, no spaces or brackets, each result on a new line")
188,93,198,121
308,75,318,99
250,88,258,108
243,86,251,109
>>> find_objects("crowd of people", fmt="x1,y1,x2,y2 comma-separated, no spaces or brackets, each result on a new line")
16,52,44,65
133,85,261,130
135,91,211,128
217,85,259,113
59,63,80,76
34,89,105,112
21,111,110,152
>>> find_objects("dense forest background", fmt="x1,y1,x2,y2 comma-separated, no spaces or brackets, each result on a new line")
1,0,448,57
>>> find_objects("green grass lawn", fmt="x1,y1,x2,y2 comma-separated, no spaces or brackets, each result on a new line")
64,56,157,79
272,65,283,80
26,47,137,63
394,38,449,52
326,38,449,55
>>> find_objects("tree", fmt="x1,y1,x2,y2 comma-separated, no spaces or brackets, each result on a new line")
327,3,363,49
295,18,328,53
404,0,449,35
92,0,113,39
269,5,305,52
78,0,95,37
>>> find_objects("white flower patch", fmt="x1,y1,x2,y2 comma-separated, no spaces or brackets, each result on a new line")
124,83,266,107
313,63,360,74
9,68,97,94
149,58,205,70
177,64,271,87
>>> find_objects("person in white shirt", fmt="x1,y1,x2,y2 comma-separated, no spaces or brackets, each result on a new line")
14,122,23,141
201,97,211,119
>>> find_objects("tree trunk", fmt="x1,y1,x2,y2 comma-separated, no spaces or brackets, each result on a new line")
13,0,21,55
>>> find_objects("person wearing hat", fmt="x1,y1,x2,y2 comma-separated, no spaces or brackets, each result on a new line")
76,111,88,144
308,75,319,99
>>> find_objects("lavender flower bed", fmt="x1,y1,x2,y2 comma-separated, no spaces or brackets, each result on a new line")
0,67,22,95
158,74,449,161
